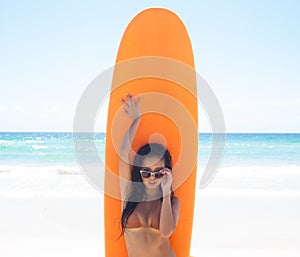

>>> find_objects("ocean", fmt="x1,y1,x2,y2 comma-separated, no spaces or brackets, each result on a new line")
1,132,300,197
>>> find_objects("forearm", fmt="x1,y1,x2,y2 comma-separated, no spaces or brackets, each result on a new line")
119,116,141,201
159,195,175,237
120,116,141,157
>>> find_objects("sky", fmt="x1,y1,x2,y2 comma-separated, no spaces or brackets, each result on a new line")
1,0,299,132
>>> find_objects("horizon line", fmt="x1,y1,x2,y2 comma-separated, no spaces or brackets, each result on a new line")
0,131,299,134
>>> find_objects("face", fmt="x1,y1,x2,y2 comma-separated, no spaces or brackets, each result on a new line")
140,156,165,188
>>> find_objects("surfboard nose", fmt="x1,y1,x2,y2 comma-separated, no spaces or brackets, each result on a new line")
117,7,194,66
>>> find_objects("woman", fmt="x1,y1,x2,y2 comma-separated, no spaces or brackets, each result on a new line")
118,93,180,257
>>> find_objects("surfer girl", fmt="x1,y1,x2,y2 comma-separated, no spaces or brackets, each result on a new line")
118,93,180,257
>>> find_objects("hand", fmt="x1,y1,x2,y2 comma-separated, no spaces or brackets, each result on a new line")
120,93,141,120
160,168,173,194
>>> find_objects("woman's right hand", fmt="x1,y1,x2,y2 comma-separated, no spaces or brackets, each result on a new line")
120,93,141,120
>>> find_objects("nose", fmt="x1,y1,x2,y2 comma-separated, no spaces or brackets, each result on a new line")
149,174,156,179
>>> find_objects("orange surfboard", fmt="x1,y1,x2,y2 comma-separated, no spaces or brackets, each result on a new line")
105,8,198,257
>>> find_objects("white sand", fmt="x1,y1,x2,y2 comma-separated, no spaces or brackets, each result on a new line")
1,166,300,257
191,190,300,257
1,190,300,257
0,195,104,257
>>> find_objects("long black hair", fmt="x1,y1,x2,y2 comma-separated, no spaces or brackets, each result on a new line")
119,143,175,237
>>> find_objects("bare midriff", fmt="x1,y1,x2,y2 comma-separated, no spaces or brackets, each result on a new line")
124,227,176,257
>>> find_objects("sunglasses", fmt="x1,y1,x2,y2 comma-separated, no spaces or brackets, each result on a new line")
139,167,165,179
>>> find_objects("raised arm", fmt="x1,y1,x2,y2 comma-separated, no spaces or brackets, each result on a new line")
119,94,141,208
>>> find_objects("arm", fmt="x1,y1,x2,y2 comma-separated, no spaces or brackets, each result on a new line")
119,94,141,208
159,169,180,237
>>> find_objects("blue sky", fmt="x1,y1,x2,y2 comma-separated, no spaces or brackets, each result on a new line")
1,0,299,132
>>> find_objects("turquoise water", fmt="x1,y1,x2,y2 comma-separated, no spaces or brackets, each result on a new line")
0,132,299,168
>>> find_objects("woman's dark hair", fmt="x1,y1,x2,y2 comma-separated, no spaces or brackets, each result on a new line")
119,143,174,238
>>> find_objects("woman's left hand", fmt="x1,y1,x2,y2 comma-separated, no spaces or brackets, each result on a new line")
160,168,173,194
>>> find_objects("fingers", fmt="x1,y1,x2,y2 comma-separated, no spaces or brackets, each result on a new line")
120,93,141,119
161,167,171,174
160,168,172,189
161,171,173,191
161,169,172,186
120,93,139,107
120,98,128,114
136,96,141,105
127,93,134,107
120,97,128,107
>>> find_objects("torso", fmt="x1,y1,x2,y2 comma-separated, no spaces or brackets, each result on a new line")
124,199,176,257
127,199,161,229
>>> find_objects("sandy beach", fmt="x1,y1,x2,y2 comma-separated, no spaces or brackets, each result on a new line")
1,179,299,257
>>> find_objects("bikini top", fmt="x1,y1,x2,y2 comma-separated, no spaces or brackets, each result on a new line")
126,200,161,231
